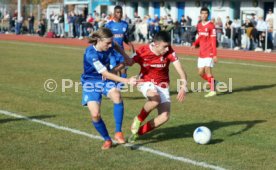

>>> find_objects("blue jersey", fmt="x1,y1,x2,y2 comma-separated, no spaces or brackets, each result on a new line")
105,20,129,49
81,45,114,82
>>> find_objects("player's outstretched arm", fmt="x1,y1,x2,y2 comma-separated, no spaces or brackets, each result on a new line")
101,70,137,86
113,41,135,66
173,60,188,102
110,63,125,74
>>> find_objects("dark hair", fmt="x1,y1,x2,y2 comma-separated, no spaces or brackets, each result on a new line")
88,27,113,45
114,5,123,11
200,7,210,16
153,31,171,43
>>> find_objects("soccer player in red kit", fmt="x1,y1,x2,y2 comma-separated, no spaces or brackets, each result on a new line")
192,7,218,98
125,31,188,142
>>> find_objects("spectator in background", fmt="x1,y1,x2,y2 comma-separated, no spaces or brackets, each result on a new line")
265,9,274,51
37,19,46,37
186,16,192,29
180,15,187,32
58,11,64,37
173,21,181,44
49,11,55,31
68,11,74,38
124,14,132,24
265,9,274,29
232,19,241,50
242,19,254,50
225,16,232,39
255,16,267,51
15,13,23,35
211,17,215,24
250,13,257,27
28,13,35,34
215,17,223,47
53,13,59,35
136,17,148,43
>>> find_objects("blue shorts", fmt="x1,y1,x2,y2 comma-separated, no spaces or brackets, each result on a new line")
82,80,117,106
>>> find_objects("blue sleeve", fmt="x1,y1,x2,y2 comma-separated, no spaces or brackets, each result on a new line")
86,48,107,73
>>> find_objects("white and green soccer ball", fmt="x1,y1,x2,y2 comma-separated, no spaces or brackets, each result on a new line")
193,126,212,144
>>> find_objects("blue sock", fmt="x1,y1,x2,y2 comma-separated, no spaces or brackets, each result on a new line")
114,102,124,132
92,119,111,141
121,73,127,78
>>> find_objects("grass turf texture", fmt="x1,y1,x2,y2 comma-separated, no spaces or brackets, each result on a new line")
0,40,276,170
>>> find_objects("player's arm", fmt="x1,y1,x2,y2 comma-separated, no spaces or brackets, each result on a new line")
210,24,218,63
172,59,187,102
173,60,188,102
113,41,135,66
123,24,135,53
91,57,136,85
192,25,200,48
110,63,125,74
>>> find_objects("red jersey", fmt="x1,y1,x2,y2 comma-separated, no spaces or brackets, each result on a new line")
193,21,217,58
133,44,178,87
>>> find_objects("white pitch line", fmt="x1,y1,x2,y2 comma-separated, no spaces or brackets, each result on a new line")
0,109,226,170
1,40,275,69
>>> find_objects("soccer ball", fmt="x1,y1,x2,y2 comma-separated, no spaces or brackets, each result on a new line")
193,126,212,144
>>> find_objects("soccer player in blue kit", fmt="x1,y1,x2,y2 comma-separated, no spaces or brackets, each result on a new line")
81,28,137,150
105,5,135,81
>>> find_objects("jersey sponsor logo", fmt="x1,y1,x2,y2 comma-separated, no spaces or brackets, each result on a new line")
114,34,124,38
199,32,209,36
143,63,166,68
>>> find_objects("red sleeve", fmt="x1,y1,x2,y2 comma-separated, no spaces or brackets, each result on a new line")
167,46,178,62
209,23,217,57
133,48,142,64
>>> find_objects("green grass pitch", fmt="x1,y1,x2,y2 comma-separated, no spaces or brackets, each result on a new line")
0,40,276,170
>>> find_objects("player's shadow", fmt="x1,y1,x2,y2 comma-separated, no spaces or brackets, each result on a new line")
136,120,266,145
218,84,276,96
0,115,56,124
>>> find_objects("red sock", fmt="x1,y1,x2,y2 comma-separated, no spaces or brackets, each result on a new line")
201,74,208,81
207,76,215,91
137,108,150,122
138,121,154,135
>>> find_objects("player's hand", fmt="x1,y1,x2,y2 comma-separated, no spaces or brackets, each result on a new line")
191,45,195,49
177,87,186,102
213,56,218,63
127,76,138,86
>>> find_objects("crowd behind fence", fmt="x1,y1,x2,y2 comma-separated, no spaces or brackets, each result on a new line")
0,7,275,53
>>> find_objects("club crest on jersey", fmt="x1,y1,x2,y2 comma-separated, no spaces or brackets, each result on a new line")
123,27,126,32
160,56,164,62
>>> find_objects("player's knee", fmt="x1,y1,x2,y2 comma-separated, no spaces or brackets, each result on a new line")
198,71,204,76
148,91,161,105
109,89,122,103
160,112,170,122
91,113,101,121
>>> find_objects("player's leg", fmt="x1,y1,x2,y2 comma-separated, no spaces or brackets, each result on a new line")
204,65,217,97
129,86,169,143
87,101,112,150
83,81,112,149
198,58,208,81
130,83,161,134
139,102,170,135
105,81,126,144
